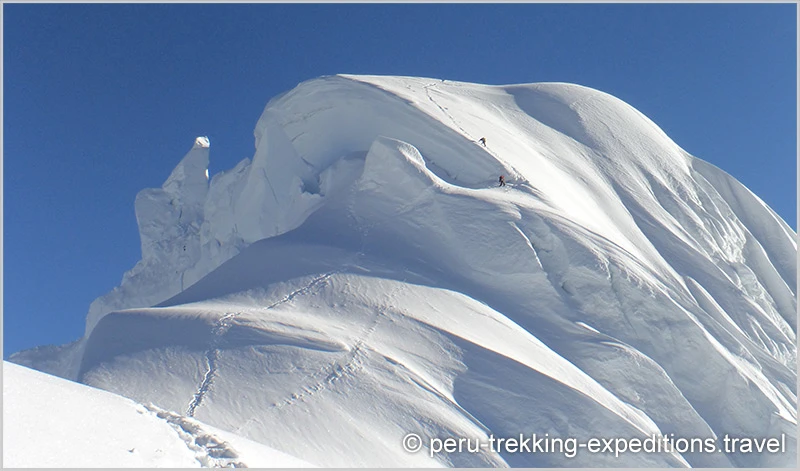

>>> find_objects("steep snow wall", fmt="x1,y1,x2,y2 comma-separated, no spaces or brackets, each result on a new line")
84,137,211,336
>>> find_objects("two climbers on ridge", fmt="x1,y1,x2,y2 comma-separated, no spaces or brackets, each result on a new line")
478,136,505,187
476,135,507,188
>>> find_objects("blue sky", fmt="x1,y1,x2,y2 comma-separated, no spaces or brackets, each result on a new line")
3,3,796,356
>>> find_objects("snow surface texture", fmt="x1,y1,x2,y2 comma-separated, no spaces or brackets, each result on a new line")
2,361,313,467
10,75,797,467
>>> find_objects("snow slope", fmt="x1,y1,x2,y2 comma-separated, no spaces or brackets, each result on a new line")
2,361,313,467
9,75,797,467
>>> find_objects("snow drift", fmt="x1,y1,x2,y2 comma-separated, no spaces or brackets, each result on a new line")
2,361,313,467
9,75,797,467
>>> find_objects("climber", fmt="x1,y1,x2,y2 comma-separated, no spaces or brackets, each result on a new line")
479,137,486,146
499,175,506,187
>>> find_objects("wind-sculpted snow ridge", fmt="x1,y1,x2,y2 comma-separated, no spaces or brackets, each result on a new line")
11,75,797,467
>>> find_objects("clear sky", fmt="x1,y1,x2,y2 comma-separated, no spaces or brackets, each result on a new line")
3,3,796,357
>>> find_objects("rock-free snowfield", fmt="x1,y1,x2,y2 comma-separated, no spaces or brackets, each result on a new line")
8,75,796,468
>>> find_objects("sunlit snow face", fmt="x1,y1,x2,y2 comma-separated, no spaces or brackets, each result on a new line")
205,169,209,180
195,136,210,148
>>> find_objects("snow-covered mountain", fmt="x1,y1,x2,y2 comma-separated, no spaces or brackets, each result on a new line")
8,75,797,467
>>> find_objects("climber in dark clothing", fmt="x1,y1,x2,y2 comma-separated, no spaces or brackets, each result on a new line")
499,175,506,187
479,137,486,146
